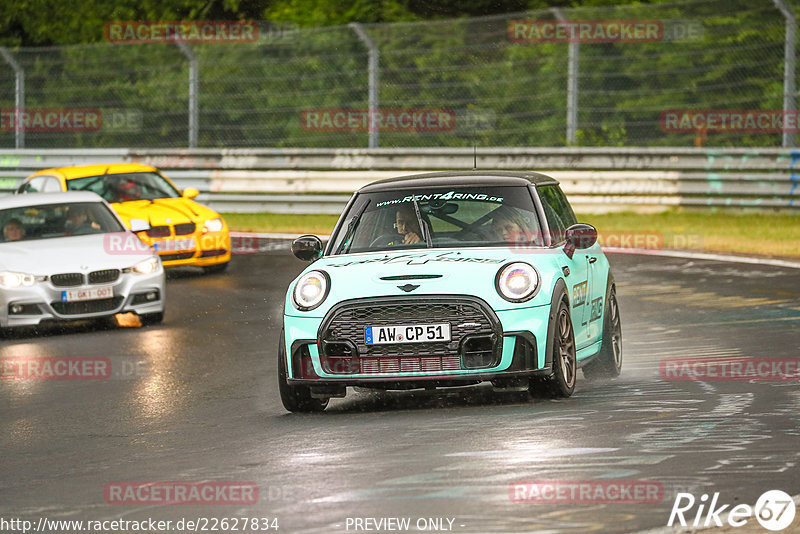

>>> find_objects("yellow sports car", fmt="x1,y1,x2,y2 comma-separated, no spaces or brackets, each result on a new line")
18,163,231,272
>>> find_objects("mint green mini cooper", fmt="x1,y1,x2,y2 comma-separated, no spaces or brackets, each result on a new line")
279,171,622,412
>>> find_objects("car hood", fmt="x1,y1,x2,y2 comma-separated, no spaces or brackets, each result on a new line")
286,247,565,317
111,197,218,226
0,233,156,274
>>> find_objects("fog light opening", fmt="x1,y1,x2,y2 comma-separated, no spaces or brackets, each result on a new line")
460,334,496,369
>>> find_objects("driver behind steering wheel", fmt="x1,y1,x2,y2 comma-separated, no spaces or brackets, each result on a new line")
389,207,422,245
371,206,424,248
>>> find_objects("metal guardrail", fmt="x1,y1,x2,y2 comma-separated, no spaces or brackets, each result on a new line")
1,148,798,212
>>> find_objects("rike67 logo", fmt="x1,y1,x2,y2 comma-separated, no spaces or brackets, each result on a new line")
669,490,796,531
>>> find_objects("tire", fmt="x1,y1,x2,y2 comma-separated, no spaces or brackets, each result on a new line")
582,287,622,380
277,329,328,413
140,312,164,326
531,298,577,398
203,262,229,274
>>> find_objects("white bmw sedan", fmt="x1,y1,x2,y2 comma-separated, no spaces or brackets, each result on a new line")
0,191,165,330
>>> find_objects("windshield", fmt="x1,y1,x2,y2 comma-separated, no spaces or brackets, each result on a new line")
0,202,126,243
66,171,181,203
328,186,543,255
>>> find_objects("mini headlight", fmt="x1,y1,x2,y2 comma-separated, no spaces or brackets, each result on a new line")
132,257,159,275
203,218,224,233
292,270,330,311
0,271,36,288
495,262,539,302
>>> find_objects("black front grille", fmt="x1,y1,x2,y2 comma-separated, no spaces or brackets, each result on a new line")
88,269,120,284
51,273,84,287
319,296,501,370
147,226,171,238
174,223,196,236
200,249,227,257
51,296,124,315
159,252,195,262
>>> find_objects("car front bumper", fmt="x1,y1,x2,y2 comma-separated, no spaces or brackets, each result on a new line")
0,269,165,328
283,295,552,388
144,231,231,268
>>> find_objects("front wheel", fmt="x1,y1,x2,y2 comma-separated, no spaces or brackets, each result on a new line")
582,287,622,380
277,329,328,413
531,299,577,398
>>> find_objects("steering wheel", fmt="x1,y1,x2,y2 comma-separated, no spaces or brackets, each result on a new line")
370,233,399,247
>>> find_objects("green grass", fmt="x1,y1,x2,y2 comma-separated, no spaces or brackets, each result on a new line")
579,211,800,258
221,210,800,258
222,212,340,234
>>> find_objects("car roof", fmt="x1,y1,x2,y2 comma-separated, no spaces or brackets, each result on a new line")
358,171,559,193
29,163,157,180
0,191,106,210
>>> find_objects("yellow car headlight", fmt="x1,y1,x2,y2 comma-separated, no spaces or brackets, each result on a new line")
203,218,224,233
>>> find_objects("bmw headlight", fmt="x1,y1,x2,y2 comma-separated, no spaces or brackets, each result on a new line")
495,262,539,302
292,270,330,311
203,218,224,233
0,271,36,288
131,257,159,275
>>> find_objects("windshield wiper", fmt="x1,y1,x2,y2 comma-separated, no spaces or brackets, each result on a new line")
411,195,432,248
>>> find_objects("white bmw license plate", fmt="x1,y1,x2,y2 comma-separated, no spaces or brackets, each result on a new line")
365,323,451,345
61,285,113,302
153,238,195,252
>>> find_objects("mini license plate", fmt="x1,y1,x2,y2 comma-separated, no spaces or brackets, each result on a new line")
365,323,451,345
153,238,196,252
61,285,113,302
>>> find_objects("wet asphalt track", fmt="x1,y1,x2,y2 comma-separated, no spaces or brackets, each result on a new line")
1,249,799,533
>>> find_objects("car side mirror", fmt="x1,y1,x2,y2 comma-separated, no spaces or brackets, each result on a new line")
129,218,150,233
292,235,323,262
183,187,200,199
563,223,597,259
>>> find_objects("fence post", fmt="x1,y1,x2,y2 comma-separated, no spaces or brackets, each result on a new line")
0,47,25,149
349,23,380,148
773,0,796,148
552,9,578,145
176,42,199,148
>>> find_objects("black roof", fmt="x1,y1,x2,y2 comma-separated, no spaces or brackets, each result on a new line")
358,171,559,193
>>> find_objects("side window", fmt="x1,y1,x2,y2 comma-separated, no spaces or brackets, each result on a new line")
538,185,577,244
41,177,63,192
21,177,47,193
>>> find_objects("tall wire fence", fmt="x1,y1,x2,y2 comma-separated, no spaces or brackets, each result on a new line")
0,0,798,149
